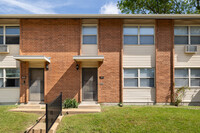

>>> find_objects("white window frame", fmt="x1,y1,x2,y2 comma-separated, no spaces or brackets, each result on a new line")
123,68,155,88
123,24,155,45
175,68,200,87
0,68,20,88
0,24,20,45
82,24,98,45
174,25,200,45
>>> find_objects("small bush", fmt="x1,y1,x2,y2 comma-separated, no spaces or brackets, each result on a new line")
63,99,78,108
173,86,190,106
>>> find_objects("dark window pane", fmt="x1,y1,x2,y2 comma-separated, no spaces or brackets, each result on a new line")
124,35,138,44
191,36,200,44
190,26,200,35
0,26,3,34
6,36,19,44
140,78,154,87
140,26,154,35
175,69,188,77
191,78,200,86
6,68,20,77
82,26,97,34
123,26,138,35
140,68,154,78
124,69,138,78
175,78,189,87
174,36,188,44
0,79,3,87
140,36,154,45
6,26,20,34
124,78,138,87
174,26,188,35
6,78,19,87
0,36,3,44
83,35,97,44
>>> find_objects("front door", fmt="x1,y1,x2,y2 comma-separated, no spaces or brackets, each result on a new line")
82,68,97,101
29,68,44,101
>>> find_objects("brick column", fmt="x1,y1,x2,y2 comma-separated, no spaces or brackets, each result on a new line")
20,62,29,103
155,20,174,103
98,19,122,103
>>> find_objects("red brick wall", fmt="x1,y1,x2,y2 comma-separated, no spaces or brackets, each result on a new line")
20,62,29,103
155,20,174,103
20,19,81,103
98,19,122,103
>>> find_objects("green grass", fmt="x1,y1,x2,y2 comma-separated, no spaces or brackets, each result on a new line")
0,106,39,133
57,106,200,133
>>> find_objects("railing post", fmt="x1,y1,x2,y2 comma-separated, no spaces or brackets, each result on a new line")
46,103,48,133
60,92,62,116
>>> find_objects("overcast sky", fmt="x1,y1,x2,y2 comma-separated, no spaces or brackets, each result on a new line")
0,0,121,14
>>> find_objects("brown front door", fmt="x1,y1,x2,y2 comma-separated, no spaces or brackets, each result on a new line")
82,68,97,101
29,68,44,101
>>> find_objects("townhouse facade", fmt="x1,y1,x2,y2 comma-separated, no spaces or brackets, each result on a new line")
0,14,200,105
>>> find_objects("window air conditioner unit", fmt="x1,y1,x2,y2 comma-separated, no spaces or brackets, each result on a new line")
185,45,197,54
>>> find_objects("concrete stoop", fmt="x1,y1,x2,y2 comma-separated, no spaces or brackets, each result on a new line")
78,102,101,110
26,115,63,133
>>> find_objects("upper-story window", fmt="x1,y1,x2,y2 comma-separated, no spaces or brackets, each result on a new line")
0,26,20,45
174,26,200,45
82,26,97,44
123,26,154,45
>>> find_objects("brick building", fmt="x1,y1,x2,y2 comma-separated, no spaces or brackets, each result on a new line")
0,14,200,105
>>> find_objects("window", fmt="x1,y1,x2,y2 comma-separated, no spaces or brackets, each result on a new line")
124,68,154,87
174,26,200,45
0,68,20,87
175,68,200,87
0,26,20,45
123,26,154,45
82,26,97,44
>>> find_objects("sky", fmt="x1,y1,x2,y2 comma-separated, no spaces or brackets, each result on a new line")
0,0,121,14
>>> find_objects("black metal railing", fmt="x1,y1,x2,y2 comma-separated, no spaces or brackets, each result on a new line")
46,92,62,133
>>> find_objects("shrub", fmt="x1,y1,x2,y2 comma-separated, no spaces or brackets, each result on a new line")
173,86,190,106
63,99,78,108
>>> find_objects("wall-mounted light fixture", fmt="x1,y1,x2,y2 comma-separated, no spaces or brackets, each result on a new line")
76,64,79,70
46,63,49,70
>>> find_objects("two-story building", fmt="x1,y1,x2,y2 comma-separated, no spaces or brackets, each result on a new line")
0,14,200,105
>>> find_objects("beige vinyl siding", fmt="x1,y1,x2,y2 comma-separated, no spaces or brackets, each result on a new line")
0,45,19,68
82,19,98,24
175,45,200,67
174,19,200,25
182,88,200,102
0,88,19,103
81,45,98,56
124,19,155,24
81,61,98,68
123,45,155,67
123,88,155,102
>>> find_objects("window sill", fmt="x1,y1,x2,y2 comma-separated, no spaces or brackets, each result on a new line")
123,87,155,89
0,87,20,89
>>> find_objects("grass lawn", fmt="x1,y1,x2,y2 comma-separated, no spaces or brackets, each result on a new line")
0,106,39,133
57,106,200,133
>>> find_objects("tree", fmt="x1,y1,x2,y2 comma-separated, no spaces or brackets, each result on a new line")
117,0,200,14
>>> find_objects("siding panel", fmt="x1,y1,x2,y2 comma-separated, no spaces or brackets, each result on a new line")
0,45,19,68
123,88,155,102
175,45,200,67
182,88,200,102
0,88,20,103
82,45,98,55
123,45,155,67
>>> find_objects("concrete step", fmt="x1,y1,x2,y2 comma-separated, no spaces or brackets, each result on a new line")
63,108,101,114
78,104,101,109
10,108,45,114
28,123,59,133
18,104,45,109
78,102,101,109
26,115,63,133
39,116,62,123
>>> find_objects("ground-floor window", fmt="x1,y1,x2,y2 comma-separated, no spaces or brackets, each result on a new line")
0,68,20,87
123,68,155,88
175,68,200,87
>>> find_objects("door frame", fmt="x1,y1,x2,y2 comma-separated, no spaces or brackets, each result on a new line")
81,67,98,102
28,68,44,102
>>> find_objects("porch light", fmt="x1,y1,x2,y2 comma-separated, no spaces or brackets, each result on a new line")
76,64,79,70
